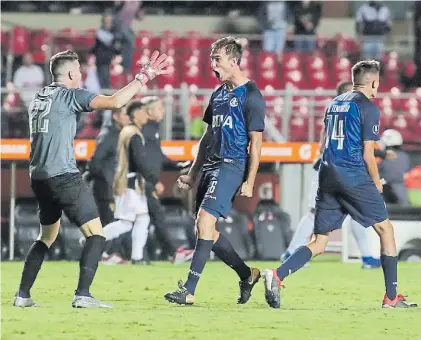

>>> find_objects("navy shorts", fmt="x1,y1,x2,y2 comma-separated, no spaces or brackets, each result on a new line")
195,163,245,219
314,181,388,234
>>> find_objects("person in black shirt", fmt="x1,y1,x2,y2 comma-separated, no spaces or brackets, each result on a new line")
141,96,190,261
84,107,130,226
101,100,163,264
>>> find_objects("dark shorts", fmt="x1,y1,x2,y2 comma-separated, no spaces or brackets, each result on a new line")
31,172,99,227
195,163,245,219
314,181,388,234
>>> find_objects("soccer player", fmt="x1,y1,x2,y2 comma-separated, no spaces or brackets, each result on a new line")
164,36,266,305
101,100,163,265
281,80,396,269
263,60,418,309
13,49,170,308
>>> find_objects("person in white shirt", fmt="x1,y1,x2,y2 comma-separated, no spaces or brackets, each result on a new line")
13,53,44,107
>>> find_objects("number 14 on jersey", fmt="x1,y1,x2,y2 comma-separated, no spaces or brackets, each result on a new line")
325,114,345,150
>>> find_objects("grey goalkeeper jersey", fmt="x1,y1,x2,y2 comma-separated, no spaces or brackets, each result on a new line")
28,83,97,179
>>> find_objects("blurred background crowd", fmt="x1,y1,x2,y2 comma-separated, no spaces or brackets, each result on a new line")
1,0,421,144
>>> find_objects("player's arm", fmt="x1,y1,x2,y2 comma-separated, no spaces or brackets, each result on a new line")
89,51,170,110
187,125,212,181
243,90,266,197
363,141,382,191
129,135,160,186
245,131,263,188
361,104,382,191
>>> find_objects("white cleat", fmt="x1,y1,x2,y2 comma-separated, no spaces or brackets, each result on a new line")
72,295,113,309
13,296,39,307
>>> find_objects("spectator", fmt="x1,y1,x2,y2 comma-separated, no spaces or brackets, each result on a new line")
13,52,44,107
92,11,122,89
258,1,289,60
112,0,143,77
356,1,391,60
292,0,322,53
379,129,410,206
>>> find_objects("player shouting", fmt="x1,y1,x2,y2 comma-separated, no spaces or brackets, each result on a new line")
164,37,266,305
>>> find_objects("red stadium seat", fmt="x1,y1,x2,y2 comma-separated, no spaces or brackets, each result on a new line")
31,49,48,64
289,113,309,141
10,26,30,55
31,29,53,50
1,30,9,50
282,52,301,71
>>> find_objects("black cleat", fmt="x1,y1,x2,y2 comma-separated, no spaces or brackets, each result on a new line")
237,267,261,304
262,269,283,309
164,280,195,305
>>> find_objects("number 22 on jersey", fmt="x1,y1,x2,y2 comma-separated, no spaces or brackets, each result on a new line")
29,97,52,134
325,114,345,150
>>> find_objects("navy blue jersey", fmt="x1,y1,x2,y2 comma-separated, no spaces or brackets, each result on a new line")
202,81,265,169
320,91,381,186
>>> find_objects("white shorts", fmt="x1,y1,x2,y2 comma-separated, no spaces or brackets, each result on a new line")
308,169,319,210
114,189,149,222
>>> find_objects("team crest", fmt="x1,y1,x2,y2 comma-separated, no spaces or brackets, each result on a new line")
372,124,380,135
230,98,238,107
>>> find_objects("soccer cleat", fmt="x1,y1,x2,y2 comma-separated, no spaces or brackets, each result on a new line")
101,252,128,265
237,267,261,304
13,295,39,307
262,269,283,309
382,294,418,308
361,256,381,269
72,295,113,308
164,280,195,305
172,247,195,265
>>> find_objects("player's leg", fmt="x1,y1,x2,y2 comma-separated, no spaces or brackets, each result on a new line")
282,169,319,260
263,190,345,308
350,219,380,268
102,220,133,241
373,219,417,308
282,211,315,260
13,179,62,307
206,165,260,304
164,208,216,305
340,183,416,308
58,173,111,308
131,214,150,264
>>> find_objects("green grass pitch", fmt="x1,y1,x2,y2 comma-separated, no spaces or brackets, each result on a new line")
2,257,420,340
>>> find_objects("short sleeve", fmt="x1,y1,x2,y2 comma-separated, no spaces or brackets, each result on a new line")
72,88,97,113
203,94,214,125
360,102,380,141
245,90,266,132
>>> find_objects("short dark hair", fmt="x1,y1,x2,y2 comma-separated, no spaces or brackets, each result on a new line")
211,36,243,65
50,50,79,79
351,60,380,84
336,81,353,95
126,100,145,117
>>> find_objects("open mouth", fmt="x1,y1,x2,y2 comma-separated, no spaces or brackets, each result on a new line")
213,70,220,79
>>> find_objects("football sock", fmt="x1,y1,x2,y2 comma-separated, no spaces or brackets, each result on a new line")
18,240,49,298
184,239,213,295
102,220,133,241
276,246,313,280
212,234,251,281
76,235,105,297
381,255,398,300
286,213,314,253
131,215,150,261
350,219,372,258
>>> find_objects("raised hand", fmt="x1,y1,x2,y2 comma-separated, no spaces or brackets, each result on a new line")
136,50,172,80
